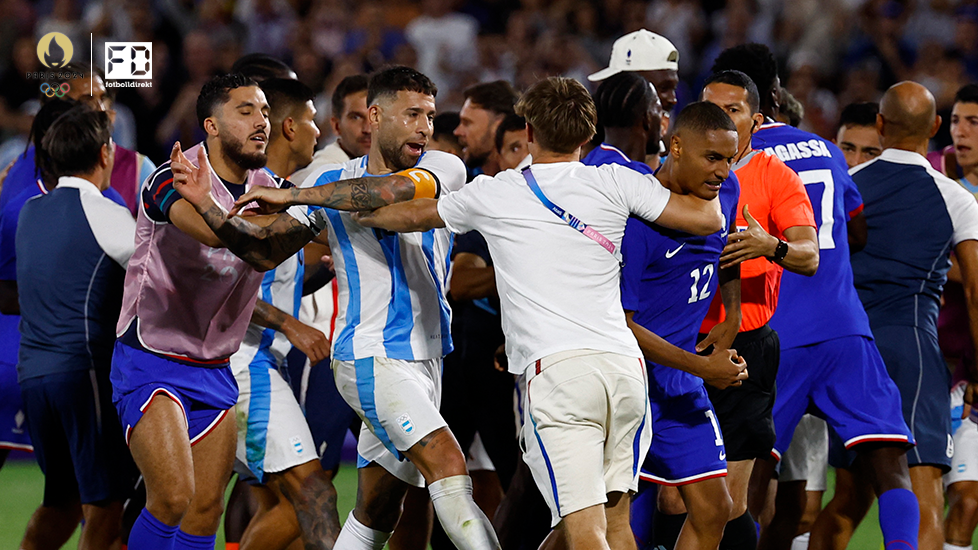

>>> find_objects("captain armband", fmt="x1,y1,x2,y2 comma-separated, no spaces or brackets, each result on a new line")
394,168,441,200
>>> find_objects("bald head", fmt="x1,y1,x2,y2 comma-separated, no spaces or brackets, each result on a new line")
878,82,940,147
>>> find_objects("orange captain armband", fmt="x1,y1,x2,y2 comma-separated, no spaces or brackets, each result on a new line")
395,168,440,200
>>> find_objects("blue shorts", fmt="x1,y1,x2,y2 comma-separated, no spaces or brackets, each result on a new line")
110,342,238,446
772,335,914,462
874,325,952,469
0,360,31,451
21,369,135,505
640,385,727,486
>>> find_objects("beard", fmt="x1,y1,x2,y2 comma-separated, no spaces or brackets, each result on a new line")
221,132,268,171
377,133,418,171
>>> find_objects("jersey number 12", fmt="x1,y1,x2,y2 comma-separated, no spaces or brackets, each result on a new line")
688,264,714,304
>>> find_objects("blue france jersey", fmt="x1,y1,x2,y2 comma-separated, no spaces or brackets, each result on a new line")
850,148,978,332
581,144,654,175
620,175,740,399
304,151,467,361
757,122,874,348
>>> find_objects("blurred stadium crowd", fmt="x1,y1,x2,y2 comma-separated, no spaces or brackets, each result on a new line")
0,0,976,165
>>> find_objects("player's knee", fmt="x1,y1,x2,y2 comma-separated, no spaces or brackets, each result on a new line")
688,489,731,530
149,488,194,524
950,487,978,519
657,487,687,515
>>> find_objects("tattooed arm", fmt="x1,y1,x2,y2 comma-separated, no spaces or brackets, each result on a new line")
229,174,421,215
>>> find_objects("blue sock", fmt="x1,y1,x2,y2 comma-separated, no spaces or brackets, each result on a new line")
629,482,657,549
129,508,178,550
878,488,919,550
174,529,216,550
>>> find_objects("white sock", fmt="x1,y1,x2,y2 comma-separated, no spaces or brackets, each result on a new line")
333,512,391,550
428,475,501,550
944,543,972,550
791,531,810,550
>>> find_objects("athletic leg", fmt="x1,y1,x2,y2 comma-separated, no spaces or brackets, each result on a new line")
388,486,433,550
760,480,806,550
20,501,82,550
79,500,125,550
405,427,499,550
946,481,978,547
239,483,299,550
178,408,237,537
910,465,944,550
809,464,874,550
225,477,260,547
675,477,732,550
266,459,340,549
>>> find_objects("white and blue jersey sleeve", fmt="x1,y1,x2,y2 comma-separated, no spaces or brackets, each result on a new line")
308,152,463,362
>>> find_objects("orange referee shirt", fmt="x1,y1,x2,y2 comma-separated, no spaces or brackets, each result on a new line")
701,150,816,333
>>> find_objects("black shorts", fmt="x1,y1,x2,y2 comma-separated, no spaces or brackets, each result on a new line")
21,368,136,506
702,324,780,462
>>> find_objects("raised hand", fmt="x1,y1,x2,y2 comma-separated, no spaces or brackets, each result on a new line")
171,142,214,210
720,204,778,269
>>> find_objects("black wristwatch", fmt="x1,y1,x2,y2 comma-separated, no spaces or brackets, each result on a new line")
771,239,788,263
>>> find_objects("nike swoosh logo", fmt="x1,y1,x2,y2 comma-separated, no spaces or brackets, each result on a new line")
719,450,726,461
665,243,685,258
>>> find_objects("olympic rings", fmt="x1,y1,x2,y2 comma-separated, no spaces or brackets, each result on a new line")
39,82,71,98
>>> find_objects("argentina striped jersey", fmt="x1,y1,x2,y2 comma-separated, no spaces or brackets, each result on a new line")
301,150,467,361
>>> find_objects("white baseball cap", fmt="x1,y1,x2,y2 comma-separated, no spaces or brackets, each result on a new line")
588,30,680,82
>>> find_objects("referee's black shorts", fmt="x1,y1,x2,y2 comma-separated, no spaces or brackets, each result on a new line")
701,324,780,462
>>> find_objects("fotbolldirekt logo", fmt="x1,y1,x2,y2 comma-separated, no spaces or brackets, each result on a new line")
40,82,71,98
37,32,73,69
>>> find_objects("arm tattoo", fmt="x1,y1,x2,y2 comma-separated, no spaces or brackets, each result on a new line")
199,205,314,271
298,175,416,211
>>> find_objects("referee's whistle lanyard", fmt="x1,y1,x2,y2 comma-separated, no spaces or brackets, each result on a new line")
520,166,624,267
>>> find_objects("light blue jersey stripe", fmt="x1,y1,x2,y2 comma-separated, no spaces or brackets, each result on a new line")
421,231,453,357
378,233,415,359
245,274,277,480
291,250,304,319
327,209,361,360
354,357,402,459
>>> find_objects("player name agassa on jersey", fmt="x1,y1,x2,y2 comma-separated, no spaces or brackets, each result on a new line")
763,139,833,163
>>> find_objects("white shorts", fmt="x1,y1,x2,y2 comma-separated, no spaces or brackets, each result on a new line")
333,356,446,487
467,432,496,472
521,350,651,527
779,414,828,491
946,381,978,486
232,354,318,482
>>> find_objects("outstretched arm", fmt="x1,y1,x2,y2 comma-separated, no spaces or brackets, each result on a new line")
170,142,316,271
654,193,724,236
229,167,439,215
353,199,445,233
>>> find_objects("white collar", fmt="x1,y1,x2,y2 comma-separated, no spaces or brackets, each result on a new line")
56,176,103,195
879,148,931,169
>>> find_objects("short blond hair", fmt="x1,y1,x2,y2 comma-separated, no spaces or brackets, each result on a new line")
515,77,596,154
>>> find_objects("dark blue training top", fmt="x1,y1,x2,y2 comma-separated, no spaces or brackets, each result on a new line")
619,174,741,399
850,148,978,333
756,122,875,348
15,177,135,381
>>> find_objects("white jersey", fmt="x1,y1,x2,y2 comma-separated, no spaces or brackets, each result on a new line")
306,151,466,361
437,161,672,374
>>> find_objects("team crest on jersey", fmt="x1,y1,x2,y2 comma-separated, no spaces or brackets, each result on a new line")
291,436,304,455
398,414,415,435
